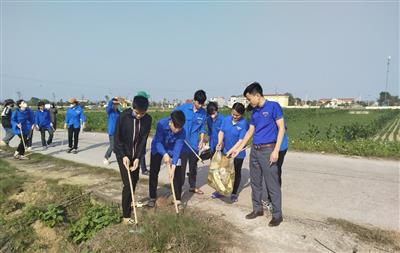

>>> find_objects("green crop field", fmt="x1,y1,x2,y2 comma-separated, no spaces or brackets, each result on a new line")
57,108,400,159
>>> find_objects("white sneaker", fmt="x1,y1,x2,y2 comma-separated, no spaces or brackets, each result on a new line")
27,147,32,152
103,159,110,165
14,151,20,158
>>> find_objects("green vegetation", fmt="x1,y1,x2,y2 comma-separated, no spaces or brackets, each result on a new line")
59,108,400,158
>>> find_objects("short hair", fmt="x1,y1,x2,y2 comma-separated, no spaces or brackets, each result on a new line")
206,102,218,115
4,99,14,106
132,95,149,112
243,82,263,97
232,102,245,115
171,110,185,129
37,101,45,107
194,90,207,104
16,99,25,108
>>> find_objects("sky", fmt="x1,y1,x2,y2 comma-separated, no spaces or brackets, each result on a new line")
1,0,399,102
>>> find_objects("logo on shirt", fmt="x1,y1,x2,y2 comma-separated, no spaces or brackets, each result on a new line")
262,112,269,117
237,126,242,131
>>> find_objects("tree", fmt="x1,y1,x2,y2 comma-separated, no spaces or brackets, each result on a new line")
378,91,400,106
284,92,295,106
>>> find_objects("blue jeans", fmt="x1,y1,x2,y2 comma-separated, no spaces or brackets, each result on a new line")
2,127,15,144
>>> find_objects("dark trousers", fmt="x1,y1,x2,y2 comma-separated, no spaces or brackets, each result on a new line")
267,149,287,202
117,158,139,218
140,153,147,173
250,146,282,219
17,134,28,155
27,129,33,147
180,152,199,189
68,126,80,149
40,127,54,146
232,158,244,195
104,135,114,159
149,153,185,201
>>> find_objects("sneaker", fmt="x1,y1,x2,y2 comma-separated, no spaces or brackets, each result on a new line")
147,199,156,208
26,147,32,152
122,218,136,225
67,148,73,153
18,155,29,160
268,216,283,227
103,159,110,165
14,151,20,158
211,191,223,199
72,149,78,154
142,170,150,176
245,211,264,219
230,194,238,203
42,146,48,151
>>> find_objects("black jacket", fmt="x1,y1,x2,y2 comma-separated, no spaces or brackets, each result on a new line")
1,107,13,128
113,108,152,165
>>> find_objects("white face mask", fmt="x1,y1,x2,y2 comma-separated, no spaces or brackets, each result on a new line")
69,104,74,108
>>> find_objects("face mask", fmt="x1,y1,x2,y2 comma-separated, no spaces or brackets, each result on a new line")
20,102,27,110
69,104,74,108
117,105,123,112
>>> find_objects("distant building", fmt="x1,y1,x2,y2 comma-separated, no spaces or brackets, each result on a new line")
228,94,289,108
264,94,289,107
318,98,355,108
210,97,227,107
228,96,249,108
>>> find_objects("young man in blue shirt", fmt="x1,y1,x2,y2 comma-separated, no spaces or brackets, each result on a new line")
104,97,121,165
64,98,86,154
229,82,285,227
206,102,224,157
35,101,54,150
148,110,186,208
175,90,207,195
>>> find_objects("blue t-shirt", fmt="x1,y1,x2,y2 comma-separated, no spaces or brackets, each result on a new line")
151,117,186,166
221,116,249,159
280,133,289,151
174,103,206,153
11,108,35,135
250,101,284,145
207,113,224,152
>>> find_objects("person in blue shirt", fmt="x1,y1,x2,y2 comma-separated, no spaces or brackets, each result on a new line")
148,110,186,208
175,90,207,195
11,99,35,159
64,98,86,154
214,103,248,202
206,102,224,157
35,101,54,150
229,82,285,227
103,97,121,165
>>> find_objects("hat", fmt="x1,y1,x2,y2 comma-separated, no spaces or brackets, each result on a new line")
68,98,78,104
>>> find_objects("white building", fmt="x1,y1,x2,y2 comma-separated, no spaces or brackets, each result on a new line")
209,97,227,107
228,96,249,108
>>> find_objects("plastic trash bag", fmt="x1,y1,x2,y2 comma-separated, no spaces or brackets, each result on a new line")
207,151,235,195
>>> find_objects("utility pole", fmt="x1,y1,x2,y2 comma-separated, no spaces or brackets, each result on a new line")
384,56,391,106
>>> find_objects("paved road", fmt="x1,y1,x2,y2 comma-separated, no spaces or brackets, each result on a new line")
4,129,400,231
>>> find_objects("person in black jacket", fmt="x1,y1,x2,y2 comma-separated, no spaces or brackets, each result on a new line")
114,94,152,225
1,99,15,146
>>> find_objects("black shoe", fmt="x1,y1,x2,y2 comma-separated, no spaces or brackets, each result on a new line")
268,216,283,227
245,211,264,219
147,199,156,208
67,148,73,153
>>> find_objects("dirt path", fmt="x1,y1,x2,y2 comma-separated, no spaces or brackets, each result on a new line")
2,150,399,253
